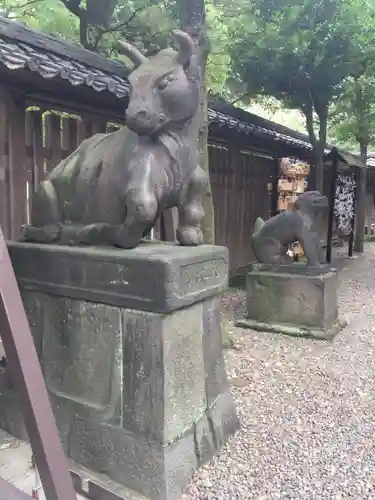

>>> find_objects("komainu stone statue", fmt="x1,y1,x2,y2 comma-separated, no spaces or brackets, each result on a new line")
20,30,207,249
251,191,328,266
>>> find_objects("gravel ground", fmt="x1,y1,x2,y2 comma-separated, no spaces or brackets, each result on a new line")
181,244,375,500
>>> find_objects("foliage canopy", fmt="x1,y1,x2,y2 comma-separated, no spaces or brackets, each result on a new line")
0,0,232,97
219,0,375,185
4,0,375,165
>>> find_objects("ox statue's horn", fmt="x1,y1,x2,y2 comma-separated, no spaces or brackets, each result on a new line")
172,29,195,66
117,40,148,67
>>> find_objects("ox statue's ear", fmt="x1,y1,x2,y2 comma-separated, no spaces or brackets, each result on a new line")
117,40,148,68
172,29,195,67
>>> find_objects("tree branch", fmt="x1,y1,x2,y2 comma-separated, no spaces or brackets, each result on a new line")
230,93,249,106
12,0,43,11
60,0,89,49
88,3,155,53
60,0,85,17
4,0,43,17
103,4,150,34
90,5,145,50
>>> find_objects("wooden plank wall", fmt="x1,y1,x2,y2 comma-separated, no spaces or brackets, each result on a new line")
0,90,119,240
209,143,274,275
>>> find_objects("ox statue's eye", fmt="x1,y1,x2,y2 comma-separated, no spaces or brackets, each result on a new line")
158,80,169,90
157,73,174,91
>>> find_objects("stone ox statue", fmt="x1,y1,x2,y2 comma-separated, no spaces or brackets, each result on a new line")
251,191,328,266
20,30,207,249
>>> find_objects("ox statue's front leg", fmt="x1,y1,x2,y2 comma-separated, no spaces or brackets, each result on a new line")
75,223,112,246
19,180,62,243
76,189,158,249
177,165,207,246
107,188,158,249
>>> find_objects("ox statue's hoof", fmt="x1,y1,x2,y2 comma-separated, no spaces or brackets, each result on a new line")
177,226,203,246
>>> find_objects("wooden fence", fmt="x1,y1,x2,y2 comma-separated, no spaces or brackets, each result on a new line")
0,90,119,241
210,143,273,273
0,88,276,276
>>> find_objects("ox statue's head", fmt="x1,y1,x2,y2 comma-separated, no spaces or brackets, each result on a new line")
117,30,200,137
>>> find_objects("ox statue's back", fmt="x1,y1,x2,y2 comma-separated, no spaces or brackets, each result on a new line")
20,30,207,249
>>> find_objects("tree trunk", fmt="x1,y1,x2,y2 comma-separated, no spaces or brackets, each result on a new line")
354,141,368,253
304,105,326,194
86,0,117,27
179,0,215,245
197,54,215,244
314,153,324,195
315,106,328,195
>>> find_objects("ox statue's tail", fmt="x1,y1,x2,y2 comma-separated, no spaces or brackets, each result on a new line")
252,217,265,237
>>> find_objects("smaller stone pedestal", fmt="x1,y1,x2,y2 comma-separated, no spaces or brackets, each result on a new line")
2,241,239,500
237,263,346,339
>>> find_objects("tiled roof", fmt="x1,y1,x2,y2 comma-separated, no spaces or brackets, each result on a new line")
0,36,129,98
207,107,317,152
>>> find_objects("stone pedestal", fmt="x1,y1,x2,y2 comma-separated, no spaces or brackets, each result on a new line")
237,263,346,340
2,241,239,500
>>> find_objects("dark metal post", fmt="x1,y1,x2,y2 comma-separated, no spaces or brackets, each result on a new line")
0,229,76,500
326,152,338,263
348,170,358,257
353,165,366,253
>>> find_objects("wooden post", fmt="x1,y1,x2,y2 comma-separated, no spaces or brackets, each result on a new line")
7,92,28,240
29,110,45,189
353,166,367,253
61,116,78,158
78,118,93,142
0,89,10,239
348,171,358,258
44,113,62,173
326,152,338,263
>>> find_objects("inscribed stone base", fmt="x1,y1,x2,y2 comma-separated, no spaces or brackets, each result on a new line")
0,241,239,500
236,263,346,340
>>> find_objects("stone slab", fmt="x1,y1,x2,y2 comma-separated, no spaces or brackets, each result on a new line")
236,317,347,340
202,298,229,404
250,262,337,276
67,392,238,500
0,429,147,500
29,298,208,446
8,241,228,314
0,241,239,500
238,267,345,340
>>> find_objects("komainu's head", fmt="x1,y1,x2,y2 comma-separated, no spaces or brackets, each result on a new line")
118,30,200,136
294,191,328,216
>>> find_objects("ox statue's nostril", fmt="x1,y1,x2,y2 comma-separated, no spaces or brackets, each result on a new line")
126,108,148,120
158,114,167,125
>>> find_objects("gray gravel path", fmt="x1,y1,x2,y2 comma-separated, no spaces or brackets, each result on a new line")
182,244,375,500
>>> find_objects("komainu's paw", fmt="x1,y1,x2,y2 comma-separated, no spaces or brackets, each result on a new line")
176,226,203,246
